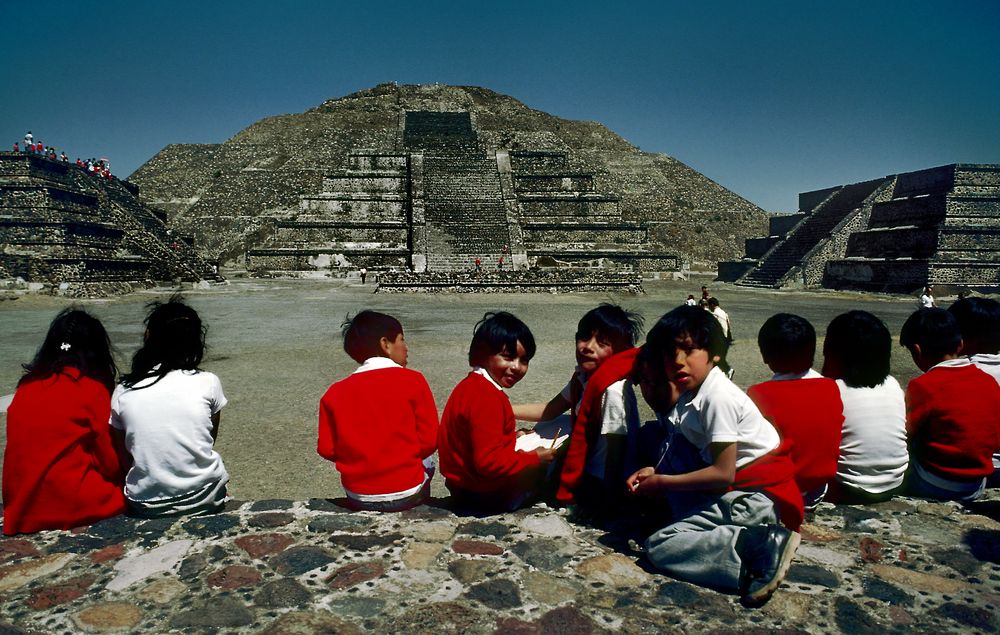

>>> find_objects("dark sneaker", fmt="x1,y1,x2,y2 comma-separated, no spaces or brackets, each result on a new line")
738,524,800,605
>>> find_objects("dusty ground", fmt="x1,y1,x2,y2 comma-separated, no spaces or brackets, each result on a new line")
1,275,932,501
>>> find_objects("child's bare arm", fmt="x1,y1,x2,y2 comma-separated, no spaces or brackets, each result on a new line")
629,442,737,494
513,393,571,422
210,411,221,442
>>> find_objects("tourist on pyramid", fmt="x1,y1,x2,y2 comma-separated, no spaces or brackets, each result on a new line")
23,130,32,149
514,304,644,511
12,142,18,152
111,297,230,518
2,309,126,535
899,308,1000,501
318,310,438,511
747,314,843,509
821,311,907,504
438,312,556,512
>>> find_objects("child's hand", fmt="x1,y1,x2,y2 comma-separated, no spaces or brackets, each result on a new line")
516,428,530,438
535,447,556,464
626,467,655,494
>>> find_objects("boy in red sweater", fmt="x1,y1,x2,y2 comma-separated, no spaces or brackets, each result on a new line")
318,310,439,511
747,313,844,508
439,312,556,512
900,308,1000,501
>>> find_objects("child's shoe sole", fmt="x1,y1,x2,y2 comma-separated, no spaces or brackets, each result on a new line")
743,529,800,605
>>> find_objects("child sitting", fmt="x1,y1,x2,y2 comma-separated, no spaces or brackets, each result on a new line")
3,309,126,535
821,311,907,504
438,312,555,512
513,304,643,505
627,306,802,605
111,297,229,518
899,308,1000,501
317,310,439,511
747,313,844,507
948,297,1000,484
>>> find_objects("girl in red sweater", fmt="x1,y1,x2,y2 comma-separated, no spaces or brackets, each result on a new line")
3,309,126,535
438,312,556,512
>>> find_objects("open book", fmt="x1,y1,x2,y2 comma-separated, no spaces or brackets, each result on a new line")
515,431,569,453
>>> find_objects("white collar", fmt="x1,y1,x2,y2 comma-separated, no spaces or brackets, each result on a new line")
771,368,824,381
928,357,971,371
353,357,403,374
472,367,504,392
682,365,726,410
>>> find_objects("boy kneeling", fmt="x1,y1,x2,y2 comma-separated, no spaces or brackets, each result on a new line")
627,306,803,605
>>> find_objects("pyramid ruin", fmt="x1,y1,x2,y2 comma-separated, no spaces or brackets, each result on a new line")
129,83,767,275
719,164,1000,292
0,152,222,292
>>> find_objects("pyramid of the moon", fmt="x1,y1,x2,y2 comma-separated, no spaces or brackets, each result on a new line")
129,83,768,274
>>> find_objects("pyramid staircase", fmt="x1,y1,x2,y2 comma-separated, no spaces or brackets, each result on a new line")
736,178,887,287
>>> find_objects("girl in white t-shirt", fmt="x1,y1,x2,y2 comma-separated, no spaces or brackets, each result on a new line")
821,310,908,504
111,297,229,518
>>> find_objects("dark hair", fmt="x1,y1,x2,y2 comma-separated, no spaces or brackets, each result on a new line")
342,310,403,363
707,297,720,309
948,297,1000,355
575,304,644,351
469,311,535,367
20,308,117,393
900,308,962,359
121,296,206,389
758,313,816,374
821,310,891,388
645,305,728,367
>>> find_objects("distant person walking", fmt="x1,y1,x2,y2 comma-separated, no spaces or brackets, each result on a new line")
685,294,697,307
23,131,32,151
708,297,733,344
360,268,367,284
919,285,936,309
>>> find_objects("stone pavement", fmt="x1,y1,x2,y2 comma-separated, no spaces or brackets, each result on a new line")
1,492,999,634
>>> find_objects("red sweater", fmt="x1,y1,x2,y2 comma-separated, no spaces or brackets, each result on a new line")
557,348,639,503
906,362,1000,481
318,366,439,495
438,372,541,494
3,369,126,535
747,378,844,493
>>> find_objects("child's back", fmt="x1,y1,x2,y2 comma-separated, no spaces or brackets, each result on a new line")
906,359,1000,482
319,362,437,500
111,297,229,518
821,311,907,503
748,377,843,494
748,314,843,498
317,311,438,511
113,369,227,503
901,308,1000,500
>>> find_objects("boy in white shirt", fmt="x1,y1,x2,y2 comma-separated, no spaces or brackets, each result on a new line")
627,306,802,606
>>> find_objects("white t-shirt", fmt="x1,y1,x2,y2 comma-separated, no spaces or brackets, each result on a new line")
711,307,731,338
668,366,779,468
919,293,936,308
970,354,1000,469
111,370,228,502
835,376,908,493
559,373,635,479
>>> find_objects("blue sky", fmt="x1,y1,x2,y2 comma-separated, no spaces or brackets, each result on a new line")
2,1,998,211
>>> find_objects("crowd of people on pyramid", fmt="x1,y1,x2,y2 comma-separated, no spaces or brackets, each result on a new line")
11,130,114,180
3,288,999,605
